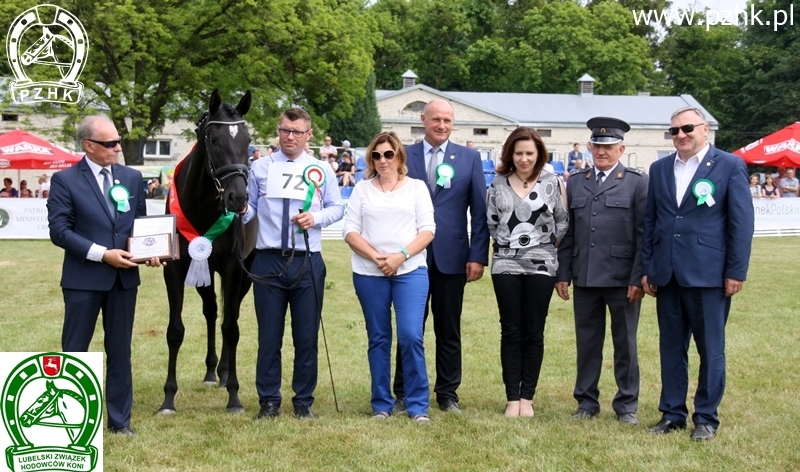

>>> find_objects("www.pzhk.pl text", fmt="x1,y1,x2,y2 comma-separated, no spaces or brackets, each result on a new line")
632,5,795,31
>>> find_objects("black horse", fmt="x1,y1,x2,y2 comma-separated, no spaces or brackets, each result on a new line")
158,89,257,414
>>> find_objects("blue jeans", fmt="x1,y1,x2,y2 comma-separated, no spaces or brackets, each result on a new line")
354,268,429,417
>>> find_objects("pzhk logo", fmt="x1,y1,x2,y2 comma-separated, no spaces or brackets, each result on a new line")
6,5,89,105
2,353,102,472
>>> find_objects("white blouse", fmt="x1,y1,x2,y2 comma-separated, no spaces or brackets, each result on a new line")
343,177,435,276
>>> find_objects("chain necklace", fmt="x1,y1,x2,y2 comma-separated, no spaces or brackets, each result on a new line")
515,171,535,189
379,176,400,193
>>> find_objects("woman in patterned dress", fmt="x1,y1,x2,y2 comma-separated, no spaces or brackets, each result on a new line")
487,127,569,418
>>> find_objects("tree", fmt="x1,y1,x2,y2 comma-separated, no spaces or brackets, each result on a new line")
0,0,378,164
656,16,745,150
729,0,800,150
327,73,382,148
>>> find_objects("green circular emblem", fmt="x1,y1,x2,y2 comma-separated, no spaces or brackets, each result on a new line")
0,208,9,229
2,353,103,471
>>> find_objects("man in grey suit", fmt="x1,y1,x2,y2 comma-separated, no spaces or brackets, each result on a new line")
556,117,648,425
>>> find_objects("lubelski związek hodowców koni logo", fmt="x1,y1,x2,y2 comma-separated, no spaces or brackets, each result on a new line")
6,5,89,105
2,353,103,472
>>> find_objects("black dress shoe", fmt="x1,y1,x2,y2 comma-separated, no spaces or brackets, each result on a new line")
392,397,406,414
691,424,717,441
572,408,598,419
257,402,280,419
294,405,315,420
439,399,461,414
646,418,687,434
109,426,136,437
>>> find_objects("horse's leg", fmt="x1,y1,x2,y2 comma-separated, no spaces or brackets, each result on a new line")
159,261,186,414
196,283,219,386
219,264,253,413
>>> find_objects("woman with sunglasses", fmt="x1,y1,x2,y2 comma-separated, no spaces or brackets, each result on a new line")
486,127,568,418
342,131,435,424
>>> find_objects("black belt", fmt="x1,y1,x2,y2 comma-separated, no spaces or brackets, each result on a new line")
262,248,314,257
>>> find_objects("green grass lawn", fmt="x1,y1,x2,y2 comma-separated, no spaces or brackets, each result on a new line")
1,237,799,471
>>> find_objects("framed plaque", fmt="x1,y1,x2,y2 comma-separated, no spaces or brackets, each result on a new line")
129,215,178,263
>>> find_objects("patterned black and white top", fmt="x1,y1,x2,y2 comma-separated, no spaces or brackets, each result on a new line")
486,171,569,276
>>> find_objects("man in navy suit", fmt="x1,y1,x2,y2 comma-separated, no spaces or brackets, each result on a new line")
642,107,754,441
48,116,159,436
393,99,490,413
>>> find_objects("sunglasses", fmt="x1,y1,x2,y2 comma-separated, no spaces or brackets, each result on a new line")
371,150,396,160
86,138,121,148
668,123,705,136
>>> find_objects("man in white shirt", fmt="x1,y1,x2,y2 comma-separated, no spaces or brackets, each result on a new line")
242,107,344,421
319,136,337,159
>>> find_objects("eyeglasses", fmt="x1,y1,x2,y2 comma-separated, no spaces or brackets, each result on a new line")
86,138,121,148
277,128,309,138
668,123,705,136
371,150,396,161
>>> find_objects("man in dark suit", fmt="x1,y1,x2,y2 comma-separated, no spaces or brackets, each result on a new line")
48,116,158,436
393,99,490,413
642,107,754,441
557,118,648,425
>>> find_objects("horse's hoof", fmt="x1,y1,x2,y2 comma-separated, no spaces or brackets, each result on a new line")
218,383,227,389
157,408,177,416
226,407,245,415
202,381,217,387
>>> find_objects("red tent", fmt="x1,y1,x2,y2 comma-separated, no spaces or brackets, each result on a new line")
733,122,800,167
0,129,81,170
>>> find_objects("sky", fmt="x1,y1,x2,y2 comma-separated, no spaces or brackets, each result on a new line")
670,0,746,13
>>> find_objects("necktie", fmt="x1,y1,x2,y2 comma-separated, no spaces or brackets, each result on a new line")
596,171,606,185
100,168,115,216
428,146,440,191
281,161,293,252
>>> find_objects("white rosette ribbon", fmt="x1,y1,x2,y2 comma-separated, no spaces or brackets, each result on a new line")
185,236,213,287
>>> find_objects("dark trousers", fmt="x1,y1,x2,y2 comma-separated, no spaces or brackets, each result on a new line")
656,276,730,428
393,258,466,404
62,275,137,430
491,274,555,401
573,286,640,414
252,250,325,408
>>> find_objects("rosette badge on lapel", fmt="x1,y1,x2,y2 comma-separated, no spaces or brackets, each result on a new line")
436,162,455,189
693,179,716,207
109,180,131,212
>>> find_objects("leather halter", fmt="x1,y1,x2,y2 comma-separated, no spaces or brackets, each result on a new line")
195,112,250,198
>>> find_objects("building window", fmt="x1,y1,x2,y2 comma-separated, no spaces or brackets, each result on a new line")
144,140,171,158
657,151,673,160
404,101,426,112
1,114,19,121
536,129,551,137
664,132,673,140
411,126,425,135
473,128,488,136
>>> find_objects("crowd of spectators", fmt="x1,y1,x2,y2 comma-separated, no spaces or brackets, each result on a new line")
749,168,799,198
0,175,50,198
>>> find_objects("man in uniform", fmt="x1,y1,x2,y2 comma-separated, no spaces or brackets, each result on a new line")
556,117,648,425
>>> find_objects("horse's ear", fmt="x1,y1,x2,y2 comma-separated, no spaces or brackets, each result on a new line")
236,91,252,117
209,89,221,115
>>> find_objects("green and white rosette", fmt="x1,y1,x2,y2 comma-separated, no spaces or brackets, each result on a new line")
185,212,235,287
109,184,131,212
436,162,455,188
693,179,716,206
299,164,326,232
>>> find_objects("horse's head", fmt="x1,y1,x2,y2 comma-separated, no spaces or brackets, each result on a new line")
197,89,252,213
